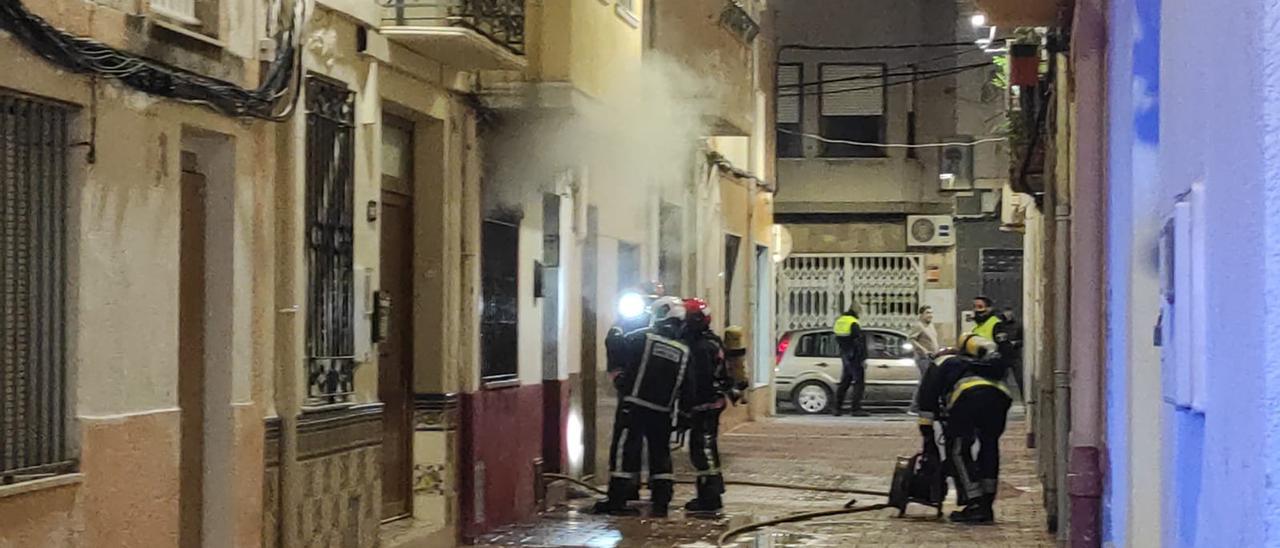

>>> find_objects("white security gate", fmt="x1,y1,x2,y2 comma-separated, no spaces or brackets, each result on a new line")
776,254,924,333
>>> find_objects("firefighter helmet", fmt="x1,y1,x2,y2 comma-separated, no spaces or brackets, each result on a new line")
683,297,711,331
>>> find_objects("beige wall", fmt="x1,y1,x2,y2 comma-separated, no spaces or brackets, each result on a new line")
651,0,755,135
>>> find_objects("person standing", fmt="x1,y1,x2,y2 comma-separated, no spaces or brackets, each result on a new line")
679,298,731,515
908,306,939,414
832,306,869,417
594,297,690,517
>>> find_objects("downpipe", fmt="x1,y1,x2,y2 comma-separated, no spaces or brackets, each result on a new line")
1054,204,1072,545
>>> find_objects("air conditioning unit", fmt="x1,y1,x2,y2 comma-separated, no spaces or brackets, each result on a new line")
907,215,956,247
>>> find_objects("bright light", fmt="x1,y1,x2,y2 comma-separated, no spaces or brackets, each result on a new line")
940,173,957,186
566,410,584,470
618,292,646,319
970,13,987,28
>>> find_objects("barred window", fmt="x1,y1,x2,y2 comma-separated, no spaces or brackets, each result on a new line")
1,91,73,482
304,75,356,406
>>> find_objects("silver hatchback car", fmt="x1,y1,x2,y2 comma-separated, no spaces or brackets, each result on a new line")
774,327,924,414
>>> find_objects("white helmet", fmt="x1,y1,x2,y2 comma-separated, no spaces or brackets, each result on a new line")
649,296,687,326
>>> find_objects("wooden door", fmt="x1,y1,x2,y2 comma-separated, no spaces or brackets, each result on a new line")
379,190,414,520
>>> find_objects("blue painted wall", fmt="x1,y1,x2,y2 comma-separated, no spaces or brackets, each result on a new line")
1107,0,1277,546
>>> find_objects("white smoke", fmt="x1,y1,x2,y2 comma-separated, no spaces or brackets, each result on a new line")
483,54,725,213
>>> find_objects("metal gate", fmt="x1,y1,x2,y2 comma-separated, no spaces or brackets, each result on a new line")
776,254,924,334
980,249,1023,316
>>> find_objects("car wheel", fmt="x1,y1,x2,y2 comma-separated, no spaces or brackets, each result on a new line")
793,381,832,414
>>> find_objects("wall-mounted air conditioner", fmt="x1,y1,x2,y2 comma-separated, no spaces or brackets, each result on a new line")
907,215,956,247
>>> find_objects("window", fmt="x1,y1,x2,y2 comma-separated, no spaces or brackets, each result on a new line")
819,64,886,158
304,75,356,406
867,331,908,359
776,64,804,158
794,333,840,358
1,91,74,482
723,234,743,326
150,0,220,38
618,241,640,292
658,202,683,296
481,216,520,383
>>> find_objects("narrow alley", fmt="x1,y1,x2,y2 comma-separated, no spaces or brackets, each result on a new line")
475,413,1052,547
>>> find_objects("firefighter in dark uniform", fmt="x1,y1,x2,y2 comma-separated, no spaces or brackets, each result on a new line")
914,334,1014,524
602,282,663,502
678,297,739,515
594,296,690,517
832,306,869,416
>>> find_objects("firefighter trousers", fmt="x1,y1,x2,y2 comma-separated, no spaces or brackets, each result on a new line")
606,405,675,508
688,407,724,504
943,386,1012,507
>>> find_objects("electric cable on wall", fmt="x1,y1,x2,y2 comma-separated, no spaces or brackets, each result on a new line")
777,128,1006,149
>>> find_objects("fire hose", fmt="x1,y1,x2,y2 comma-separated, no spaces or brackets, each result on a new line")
715,503,894,547
541,473,890,498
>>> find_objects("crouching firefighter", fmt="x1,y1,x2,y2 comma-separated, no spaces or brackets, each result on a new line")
594,296,690,517
677,298,736,515
913,334,1013,524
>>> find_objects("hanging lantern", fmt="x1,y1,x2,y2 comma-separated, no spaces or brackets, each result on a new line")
1009,43,1041,87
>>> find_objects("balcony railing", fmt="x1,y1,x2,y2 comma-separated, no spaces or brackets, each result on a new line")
381,0,525,55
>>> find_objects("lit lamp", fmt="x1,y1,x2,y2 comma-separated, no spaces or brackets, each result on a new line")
617,292,647,320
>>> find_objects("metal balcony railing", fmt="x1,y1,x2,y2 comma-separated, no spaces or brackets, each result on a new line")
381,0,525,55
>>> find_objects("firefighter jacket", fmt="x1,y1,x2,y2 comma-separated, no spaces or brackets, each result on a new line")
681,329,730,412
832,314,867,367
606,314,649,378
616,330,691,413
914,355,1011,425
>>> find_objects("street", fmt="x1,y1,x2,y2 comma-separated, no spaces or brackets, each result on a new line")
473,412,1052,547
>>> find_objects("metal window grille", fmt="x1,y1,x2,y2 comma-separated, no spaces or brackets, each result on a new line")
381,0,526,55
481,217,519,382
304,75,356,406
776,254,923,333
1,91,73,482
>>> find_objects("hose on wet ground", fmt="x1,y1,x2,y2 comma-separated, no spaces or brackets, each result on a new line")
540,474,898,547
541,473,890,498
715,503,893,547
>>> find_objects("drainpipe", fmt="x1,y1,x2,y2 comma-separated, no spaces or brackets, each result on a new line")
1053,166,1072,545
1068,0,1108,545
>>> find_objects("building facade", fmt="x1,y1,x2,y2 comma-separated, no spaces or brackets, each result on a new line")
0,1,775,546
772,0,1021,345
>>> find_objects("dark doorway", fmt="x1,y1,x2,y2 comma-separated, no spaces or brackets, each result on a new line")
482,216,521,382
580,206,600,477
378,190,414,520
178,152,206,548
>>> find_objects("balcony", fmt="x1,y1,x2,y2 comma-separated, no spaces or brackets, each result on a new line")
973,0,1059,27
380,0,526,71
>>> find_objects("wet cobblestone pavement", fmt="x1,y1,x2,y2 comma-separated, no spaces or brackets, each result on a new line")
472,413,1054,547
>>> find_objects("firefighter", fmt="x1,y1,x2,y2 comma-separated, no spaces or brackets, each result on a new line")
593,296,690,517
832,306,869,416
602,281,663,502
914,334,1014,524
678,298,734,515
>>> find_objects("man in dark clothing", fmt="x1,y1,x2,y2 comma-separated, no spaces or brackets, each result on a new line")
679,297,732,514
594,296,690,517
914,334,1014,524
832,306,869,416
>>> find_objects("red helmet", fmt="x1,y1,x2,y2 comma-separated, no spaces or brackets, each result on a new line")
683,298,711,331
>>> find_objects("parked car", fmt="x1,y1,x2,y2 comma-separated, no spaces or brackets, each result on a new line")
774,326,924,414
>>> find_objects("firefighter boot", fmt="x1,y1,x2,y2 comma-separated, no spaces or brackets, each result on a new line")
948,496,995,524
683,476,724,515
591,478,641,515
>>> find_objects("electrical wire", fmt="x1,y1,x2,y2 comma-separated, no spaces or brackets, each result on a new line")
778,61,996,99
778,60,995,90
778,128,1007,149
0,0,305,121
780,40,993,51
